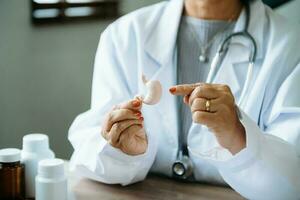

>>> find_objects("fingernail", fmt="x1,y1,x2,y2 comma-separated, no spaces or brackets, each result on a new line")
134,110,141,114
135,112,142,117
139,117,144,121
169,87,176,93
132,100,141,107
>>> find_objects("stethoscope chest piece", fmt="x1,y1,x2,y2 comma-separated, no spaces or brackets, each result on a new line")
172,154,194,179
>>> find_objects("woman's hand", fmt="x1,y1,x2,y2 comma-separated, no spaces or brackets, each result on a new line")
170,83,246,155
101,99,147,155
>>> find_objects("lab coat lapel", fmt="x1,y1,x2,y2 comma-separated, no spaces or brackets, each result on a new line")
144,0,184,66
143,0,184,143
213,0,265,103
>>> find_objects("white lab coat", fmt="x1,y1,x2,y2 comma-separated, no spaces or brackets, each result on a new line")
68,0,300,199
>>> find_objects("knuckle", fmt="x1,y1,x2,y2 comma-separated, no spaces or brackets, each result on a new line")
114,122,122,132
221,84,231,91
108,138,117,147
110,123,117,132
101,130,108,139
194,98,202,105
191,98,202,111
223,92,231,99
191,98,198,106
227,94,235,105
107,111,114,122
197,84,207,93
194,86,202,95
193,111,206,123
107,137,113,144
195,86,202,91
190,88,202,103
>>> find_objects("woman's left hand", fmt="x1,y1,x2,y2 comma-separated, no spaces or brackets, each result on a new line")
169,83,246,155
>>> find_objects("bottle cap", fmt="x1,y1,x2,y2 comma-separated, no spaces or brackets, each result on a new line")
22,134,50,152
38,159,65,179
0,148,21,163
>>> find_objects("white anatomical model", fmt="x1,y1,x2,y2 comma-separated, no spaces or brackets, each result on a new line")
136,74,162,105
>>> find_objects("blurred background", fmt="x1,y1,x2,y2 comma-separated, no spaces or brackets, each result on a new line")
0,0,299,160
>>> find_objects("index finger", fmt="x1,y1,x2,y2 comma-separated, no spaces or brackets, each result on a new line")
169,83,203,96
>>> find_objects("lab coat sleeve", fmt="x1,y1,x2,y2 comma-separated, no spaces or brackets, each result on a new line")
68,25,157,185
189,64,300,199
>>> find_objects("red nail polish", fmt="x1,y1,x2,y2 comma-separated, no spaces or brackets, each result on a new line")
134,110,141,114
132,100,141,107
135,113,142,117
169,87,176,93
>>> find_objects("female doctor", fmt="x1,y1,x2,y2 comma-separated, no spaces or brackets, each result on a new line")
68,0,300,199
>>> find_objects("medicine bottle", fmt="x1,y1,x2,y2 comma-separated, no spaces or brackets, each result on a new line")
36,158,68,200
0,148,25,200
21,133,55,199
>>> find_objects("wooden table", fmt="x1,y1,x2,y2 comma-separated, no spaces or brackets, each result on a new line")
67,163,245,200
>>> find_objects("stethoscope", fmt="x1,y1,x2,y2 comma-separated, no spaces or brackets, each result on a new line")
172,2,257,180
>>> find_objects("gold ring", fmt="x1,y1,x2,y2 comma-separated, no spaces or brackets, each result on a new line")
205,100,211,112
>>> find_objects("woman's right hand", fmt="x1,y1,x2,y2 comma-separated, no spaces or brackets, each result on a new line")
101,99,147,155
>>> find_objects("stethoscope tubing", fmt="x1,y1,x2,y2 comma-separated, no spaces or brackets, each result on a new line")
174,2,258,178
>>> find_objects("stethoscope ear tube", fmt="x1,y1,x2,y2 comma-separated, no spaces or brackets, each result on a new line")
206,52,222,84
238,61,254,106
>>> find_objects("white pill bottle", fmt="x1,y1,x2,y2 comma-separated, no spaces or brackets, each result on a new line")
36,159,68,200
21,134,55,198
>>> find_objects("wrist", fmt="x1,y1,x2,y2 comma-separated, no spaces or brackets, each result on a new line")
228,121,246,155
